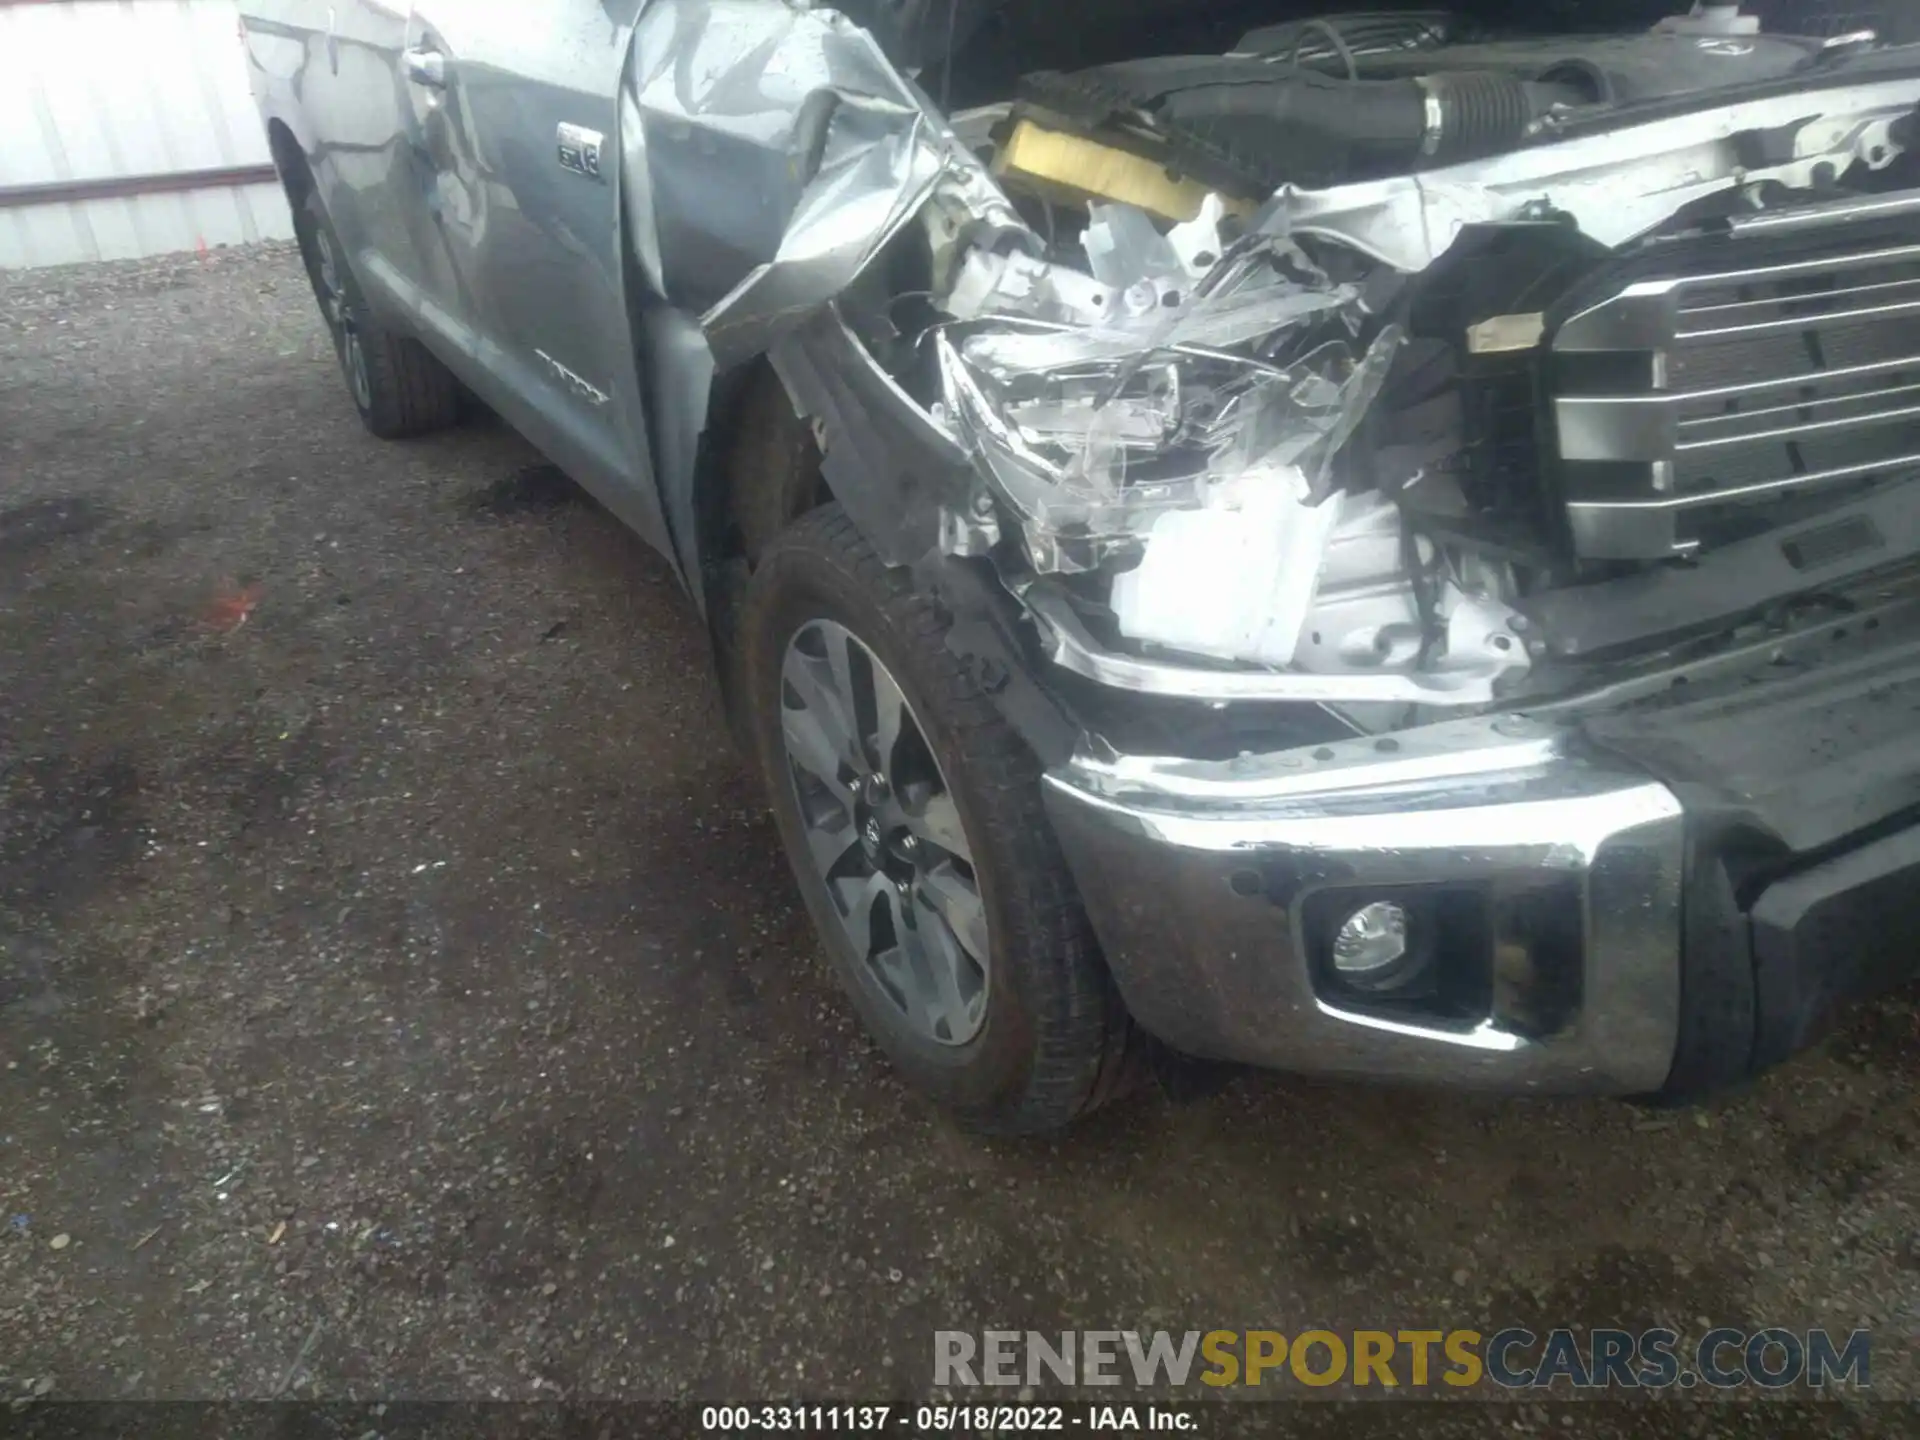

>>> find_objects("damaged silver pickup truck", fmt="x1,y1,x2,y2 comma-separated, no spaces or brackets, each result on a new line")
242,0,1920,1130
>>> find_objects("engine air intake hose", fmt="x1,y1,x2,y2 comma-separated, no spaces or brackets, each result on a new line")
1020,58,1578,191
1419,69,1551,163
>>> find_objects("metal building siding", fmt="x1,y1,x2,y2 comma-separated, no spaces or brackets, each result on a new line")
0,0,292,268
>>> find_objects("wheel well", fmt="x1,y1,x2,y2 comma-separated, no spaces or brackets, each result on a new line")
696,360,828,748
700,360,828,576
266,120,313,203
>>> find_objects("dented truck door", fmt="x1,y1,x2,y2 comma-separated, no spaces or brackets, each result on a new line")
396,0,673,561
245,0,437,324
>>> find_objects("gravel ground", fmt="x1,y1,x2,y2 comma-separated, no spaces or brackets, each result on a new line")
1,245,1918,1432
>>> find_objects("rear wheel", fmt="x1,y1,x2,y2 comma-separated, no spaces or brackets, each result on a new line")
743,505,1139,1133
291,190,460,439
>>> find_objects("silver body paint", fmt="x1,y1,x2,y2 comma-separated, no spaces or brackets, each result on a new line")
239,0,1920,635
237,2,1920,1092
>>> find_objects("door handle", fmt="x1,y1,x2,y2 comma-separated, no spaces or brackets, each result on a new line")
402,46,448,89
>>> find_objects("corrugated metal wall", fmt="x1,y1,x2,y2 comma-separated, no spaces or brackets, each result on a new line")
0,0,292,269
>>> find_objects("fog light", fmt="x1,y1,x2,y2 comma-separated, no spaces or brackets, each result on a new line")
1331,901,1410,985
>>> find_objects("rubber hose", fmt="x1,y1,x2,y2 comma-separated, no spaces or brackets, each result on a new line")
1161,69,1434,172
1425,71,1542,162
1162,66,1561,172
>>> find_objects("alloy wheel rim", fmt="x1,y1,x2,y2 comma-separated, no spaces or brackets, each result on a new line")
779,619,990,1047
313,228,373,411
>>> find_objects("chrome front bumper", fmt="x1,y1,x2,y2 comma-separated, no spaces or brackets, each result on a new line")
1042,715,1687,1093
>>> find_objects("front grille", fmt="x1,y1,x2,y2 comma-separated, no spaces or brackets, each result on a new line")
1548,191,1920,560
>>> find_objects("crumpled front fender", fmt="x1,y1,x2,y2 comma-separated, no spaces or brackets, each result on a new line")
621,0,1018,366
616,0,1024,593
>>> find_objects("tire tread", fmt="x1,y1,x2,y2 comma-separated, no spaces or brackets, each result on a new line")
751,505,1140,1133
296,191,460,440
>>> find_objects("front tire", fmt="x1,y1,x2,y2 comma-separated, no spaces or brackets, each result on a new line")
743,505,1138,1133
291,190,460,440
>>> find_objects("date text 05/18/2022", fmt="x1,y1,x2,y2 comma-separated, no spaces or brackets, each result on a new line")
700,1406,1193,1432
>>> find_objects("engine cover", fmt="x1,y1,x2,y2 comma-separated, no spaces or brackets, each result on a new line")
1338,29,1826,106
1009,17,1836,201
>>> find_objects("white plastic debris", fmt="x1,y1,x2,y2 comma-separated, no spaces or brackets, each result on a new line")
1083,203,1187,291
1110,467,1344,666
942,248,1117,325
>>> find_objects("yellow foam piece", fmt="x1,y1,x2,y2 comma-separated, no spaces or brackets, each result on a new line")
993,117,1256,224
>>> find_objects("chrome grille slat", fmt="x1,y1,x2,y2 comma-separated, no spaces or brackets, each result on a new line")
1551,191,1920,559
1677,396,1920,453
1679,274,1920,327
1682,379,1920,437
1557,377,1920,463
1679,292,1920,343
1556,241,1920,352
1670,241,1920,295
1571,448,1920,513
1674,353,1920,404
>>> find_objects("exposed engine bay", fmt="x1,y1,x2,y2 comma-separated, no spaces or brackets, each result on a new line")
630,0,1920,737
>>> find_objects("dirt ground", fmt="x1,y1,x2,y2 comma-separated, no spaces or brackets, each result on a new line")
1,245,1917,1432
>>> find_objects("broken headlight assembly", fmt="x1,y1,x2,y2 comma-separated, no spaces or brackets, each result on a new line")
689,0,1919,718
924,202,1533,700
